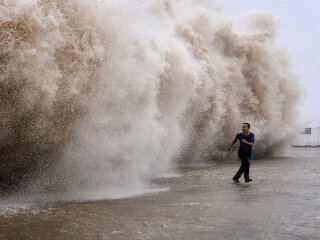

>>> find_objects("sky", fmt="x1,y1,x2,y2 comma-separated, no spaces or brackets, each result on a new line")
219,0,320,128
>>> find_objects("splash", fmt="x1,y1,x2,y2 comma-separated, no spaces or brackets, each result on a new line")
0,0,302,199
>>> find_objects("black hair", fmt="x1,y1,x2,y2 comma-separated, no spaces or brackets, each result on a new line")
243,122,250,128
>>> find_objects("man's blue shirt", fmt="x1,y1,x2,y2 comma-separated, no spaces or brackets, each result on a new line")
236,132,255,157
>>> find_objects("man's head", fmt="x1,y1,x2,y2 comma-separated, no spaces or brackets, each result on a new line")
242,122,250,133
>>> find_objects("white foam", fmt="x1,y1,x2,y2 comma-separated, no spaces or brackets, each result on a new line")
0,0,302,202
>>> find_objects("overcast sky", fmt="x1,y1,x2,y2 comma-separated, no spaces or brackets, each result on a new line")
220,0,320,128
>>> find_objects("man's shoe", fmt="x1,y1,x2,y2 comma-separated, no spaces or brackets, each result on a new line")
233,176,240,183
245,178,252,182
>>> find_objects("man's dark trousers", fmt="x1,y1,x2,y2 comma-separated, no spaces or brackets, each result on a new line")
234,154,251,179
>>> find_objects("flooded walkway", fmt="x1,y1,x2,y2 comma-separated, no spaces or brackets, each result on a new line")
1,148,320,240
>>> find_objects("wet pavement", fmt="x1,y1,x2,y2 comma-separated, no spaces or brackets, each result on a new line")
0,148,319,240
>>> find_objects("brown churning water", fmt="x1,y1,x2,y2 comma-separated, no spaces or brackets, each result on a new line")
0,0,302,199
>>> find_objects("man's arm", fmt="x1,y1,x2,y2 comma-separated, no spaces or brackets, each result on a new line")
228,138,237,151
241,139,254,147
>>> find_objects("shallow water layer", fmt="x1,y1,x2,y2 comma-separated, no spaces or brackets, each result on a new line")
0,148,320,240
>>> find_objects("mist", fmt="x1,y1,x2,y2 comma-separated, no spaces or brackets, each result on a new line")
0,0,302,199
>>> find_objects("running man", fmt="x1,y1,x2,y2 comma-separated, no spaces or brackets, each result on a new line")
228,123,255,183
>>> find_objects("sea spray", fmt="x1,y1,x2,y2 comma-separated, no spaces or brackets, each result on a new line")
0,0,302,198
